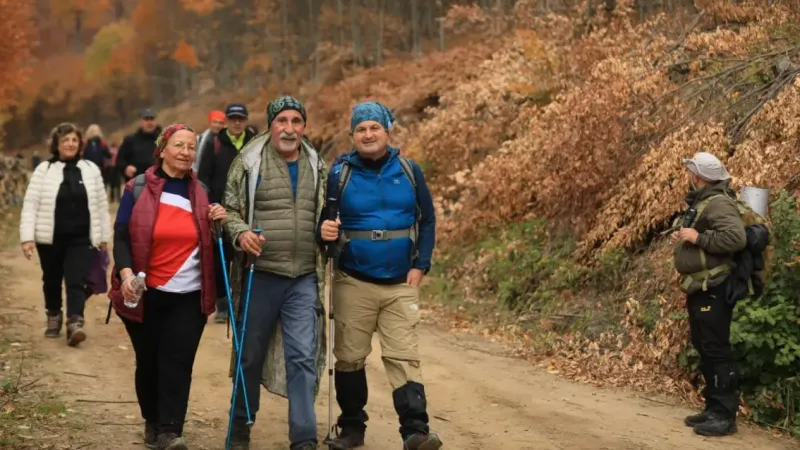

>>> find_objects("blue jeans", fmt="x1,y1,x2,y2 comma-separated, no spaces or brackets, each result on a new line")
234,271,319,446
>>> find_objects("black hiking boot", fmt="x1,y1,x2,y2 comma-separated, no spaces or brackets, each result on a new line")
684,409,711,427
693,414,737,437
228,421,251,450
332,369,369,449
403,432,443,450
329,427,366,449
144,421,157,449
155,432,188,450
65,315,86,347
45,311,62,338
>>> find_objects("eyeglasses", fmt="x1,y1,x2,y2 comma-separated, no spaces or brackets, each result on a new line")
170,141,197,152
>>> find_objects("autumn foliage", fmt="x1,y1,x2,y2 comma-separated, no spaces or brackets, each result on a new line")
0,0,36,112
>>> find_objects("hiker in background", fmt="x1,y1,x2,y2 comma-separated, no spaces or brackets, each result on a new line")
192,109,226,173
198,103,256,324
18,122,111,347
83,124,112,170
31,150,41,170
108,123,226,450
117,108,162,182
221,96,327,450
83,124,113,197
673,152,746,437
107,141,122,203
319,101,441,450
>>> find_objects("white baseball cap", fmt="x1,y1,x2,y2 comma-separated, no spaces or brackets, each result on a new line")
681,152,731,181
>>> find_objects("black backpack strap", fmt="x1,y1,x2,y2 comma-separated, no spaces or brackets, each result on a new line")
337,160,352,199
398,157,421,261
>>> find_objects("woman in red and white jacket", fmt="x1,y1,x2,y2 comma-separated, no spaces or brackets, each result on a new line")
108,123,226,450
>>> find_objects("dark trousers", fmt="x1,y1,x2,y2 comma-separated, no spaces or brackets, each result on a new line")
687,281,738,418
36,233,95,317
121,289,206,435
213,239,233,310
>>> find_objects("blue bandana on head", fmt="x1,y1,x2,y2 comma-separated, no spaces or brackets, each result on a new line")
350,101,395,133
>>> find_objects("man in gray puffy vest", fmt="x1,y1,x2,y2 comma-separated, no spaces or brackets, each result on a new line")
222,96,327,450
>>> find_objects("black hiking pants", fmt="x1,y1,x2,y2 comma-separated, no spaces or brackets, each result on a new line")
36,233,96,317
121,289,206,435
687,280,738,419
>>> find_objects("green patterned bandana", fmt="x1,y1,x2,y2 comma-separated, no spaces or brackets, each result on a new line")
267,96,307,128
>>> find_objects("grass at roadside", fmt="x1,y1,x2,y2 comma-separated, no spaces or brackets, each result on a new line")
0,219,87,449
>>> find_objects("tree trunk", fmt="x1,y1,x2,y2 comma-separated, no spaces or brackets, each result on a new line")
411,0,421,59
309,0,318,79
281,0,291,79
350,0,361,67
376,0,384,65
337,0,345,47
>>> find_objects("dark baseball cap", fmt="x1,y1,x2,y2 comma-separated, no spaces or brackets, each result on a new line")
140,108,156,119
225,103,248,118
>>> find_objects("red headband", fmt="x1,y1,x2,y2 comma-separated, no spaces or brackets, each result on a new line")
154,123,193,157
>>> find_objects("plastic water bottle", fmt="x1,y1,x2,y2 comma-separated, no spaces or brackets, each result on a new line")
124,272,147,308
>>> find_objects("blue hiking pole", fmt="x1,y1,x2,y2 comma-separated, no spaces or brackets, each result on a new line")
213,215,252,435
226,227,261,450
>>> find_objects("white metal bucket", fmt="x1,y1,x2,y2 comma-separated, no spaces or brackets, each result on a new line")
740,186,770,217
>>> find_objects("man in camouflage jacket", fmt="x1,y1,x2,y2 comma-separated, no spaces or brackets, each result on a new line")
222,96,328,450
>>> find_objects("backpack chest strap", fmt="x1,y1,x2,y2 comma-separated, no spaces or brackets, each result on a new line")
342,228,413,241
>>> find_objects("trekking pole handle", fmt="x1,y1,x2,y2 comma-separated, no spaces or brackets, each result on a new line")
326,197,339,222
325,197,340,260
211,203,223,237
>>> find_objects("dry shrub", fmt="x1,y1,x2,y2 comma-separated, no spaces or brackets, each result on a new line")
727,77,800,190
450,56,671,242
299,42,501,157
580,122,729,255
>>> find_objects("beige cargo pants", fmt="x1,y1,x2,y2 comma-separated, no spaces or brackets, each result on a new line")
332,270,422,389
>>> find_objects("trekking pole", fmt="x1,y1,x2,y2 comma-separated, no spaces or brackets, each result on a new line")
321,197,341,450
213,215,252,429
226,227,260,450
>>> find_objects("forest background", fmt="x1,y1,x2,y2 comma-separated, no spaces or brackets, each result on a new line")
3,0,800,436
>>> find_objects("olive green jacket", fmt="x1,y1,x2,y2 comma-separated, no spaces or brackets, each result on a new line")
673,180,746,294
222,131,328,398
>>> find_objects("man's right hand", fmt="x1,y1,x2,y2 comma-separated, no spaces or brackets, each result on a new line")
321,219,341,242
238,231,266,257
125,165,137,178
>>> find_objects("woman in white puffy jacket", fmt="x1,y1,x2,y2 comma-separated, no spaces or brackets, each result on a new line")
19,122,111,347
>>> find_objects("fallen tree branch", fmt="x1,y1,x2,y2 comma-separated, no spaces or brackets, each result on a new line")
63,371,98,379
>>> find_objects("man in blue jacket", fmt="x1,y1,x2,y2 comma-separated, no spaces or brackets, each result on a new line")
319,101,441,450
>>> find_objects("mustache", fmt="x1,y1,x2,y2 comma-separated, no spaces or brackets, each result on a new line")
280,132,297,139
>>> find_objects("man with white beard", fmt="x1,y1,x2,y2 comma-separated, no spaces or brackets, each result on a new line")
221,96,328,450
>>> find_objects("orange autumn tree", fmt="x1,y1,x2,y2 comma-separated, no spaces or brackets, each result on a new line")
0,0,36,109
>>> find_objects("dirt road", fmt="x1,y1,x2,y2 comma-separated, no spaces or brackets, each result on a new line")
0,244,795,450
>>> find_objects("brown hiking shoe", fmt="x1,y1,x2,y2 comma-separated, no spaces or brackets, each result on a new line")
66,316,86,347
156,432,187,450
328,427,365,449
403,432,443,450
45,312,62,338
